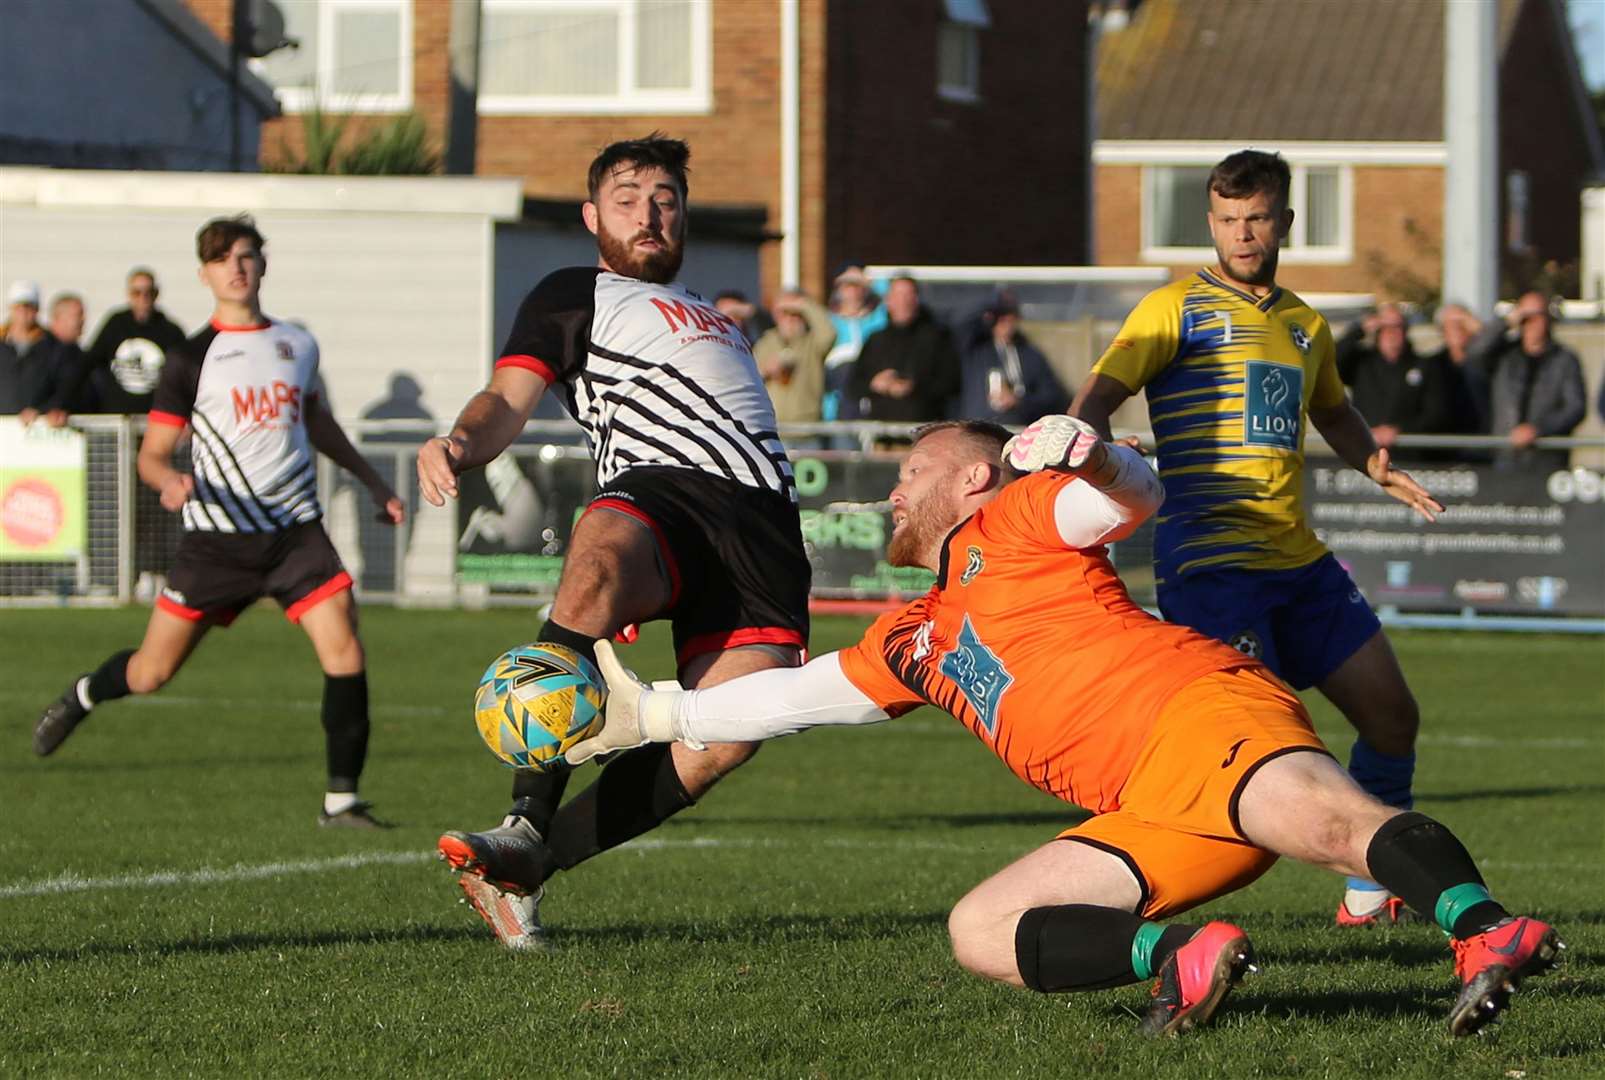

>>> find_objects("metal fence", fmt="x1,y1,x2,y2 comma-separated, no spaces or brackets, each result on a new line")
3,416,1601,632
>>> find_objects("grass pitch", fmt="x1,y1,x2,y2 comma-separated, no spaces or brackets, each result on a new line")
2,607,1602,1078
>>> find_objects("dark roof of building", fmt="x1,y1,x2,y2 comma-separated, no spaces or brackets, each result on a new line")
1095,0,1523,142
138,0,280,116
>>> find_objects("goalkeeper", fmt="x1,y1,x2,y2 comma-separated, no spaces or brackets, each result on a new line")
566,417,1562,1038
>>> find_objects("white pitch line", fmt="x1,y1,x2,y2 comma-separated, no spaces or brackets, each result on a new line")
0,834,1002,902
0,851,436,900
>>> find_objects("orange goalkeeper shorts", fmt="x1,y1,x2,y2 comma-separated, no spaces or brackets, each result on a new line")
1059,665,1331,920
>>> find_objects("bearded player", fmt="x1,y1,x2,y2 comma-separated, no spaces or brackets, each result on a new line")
566,417,1562,1038
1068,150,1443,926
416,134,809,948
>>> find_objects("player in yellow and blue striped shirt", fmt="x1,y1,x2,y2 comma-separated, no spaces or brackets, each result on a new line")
1070,151,1446,927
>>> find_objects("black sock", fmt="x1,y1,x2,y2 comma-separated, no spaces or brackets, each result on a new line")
509,769,571,837
538,618,598,667
83,649,135,707
545,743,694,874
502,620,600,835
1366,812,1509,937
321,672,369,792
1014,905,1197,992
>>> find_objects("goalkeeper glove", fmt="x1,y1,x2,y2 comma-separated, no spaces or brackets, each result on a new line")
563,639,681,765
1002,415,1108,476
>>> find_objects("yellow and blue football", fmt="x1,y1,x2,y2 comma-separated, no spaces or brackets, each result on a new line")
473,642,606,771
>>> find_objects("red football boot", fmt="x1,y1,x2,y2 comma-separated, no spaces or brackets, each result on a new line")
1448,916,1565,1037
1139,921,1258,1037
1335,895,1411,927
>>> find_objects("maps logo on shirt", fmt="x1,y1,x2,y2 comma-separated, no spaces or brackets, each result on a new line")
940,615,1013,739
1244,361,1302,450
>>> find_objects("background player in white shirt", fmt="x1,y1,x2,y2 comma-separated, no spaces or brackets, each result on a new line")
417,135,811,949
33,215,404,828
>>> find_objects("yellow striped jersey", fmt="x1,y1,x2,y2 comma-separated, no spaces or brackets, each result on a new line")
1092,270,1346,585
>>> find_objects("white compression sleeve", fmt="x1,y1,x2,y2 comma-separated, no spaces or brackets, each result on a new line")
1052,443,1164,548
672,652,889,746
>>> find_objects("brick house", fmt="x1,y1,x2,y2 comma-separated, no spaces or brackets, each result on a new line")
184,0,1090,303
1091,0,1604,301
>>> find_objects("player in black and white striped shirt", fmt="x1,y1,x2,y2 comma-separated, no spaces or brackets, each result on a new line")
33,215,404,829
418,135,812,948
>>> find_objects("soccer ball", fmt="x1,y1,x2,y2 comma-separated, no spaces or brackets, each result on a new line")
474,642,607,771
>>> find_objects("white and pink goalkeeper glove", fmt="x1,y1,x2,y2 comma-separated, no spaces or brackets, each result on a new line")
1002,415,1108,476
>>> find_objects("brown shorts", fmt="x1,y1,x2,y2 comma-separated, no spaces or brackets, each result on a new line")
1060,666,1330,919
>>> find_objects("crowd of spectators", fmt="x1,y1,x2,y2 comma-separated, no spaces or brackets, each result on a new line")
1,268,188,426
4,262,1601,475
1335,290,1590,470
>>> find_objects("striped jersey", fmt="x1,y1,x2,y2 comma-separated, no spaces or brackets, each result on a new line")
1092,270,1346,584
496,268,795,501
150,318,323,533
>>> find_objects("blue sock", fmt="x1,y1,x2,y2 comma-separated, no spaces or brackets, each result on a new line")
1346,738,1416,891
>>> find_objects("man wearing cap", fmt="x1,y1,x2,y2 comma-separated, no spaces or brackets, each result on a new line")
83,267,188,415
1,280,76,418
824,263,888,424
1462,291,1586,472
753,287,835,424
955,293,1068,425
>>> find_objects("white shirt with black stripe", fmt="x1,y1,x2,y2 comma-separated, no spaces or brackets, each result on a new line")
150,318,323,532
497,268,796,502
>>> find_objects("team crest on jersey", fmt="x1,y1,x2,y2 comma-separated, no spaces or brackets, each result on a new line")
275,340,295,362
1227,630,1263,659
939,615,1013,739
959,546,984,586
1243,361,1303,450
1288,323,1312,355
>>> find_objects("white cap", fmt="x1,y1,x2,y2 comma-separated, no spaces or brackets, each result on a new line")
7,280,41,307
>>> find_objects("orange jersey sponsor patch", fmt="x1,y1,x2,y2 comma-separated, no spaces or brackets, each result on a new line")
839,472,1257,812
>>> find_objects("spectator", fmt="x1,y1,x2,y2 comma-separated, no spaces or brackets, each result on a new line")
1428,302,1488,434
1464,291,1587,472
28,292,96,422
752,287,835,424
83,267,187,415
1,280,73,419
1334,303,1456,453
712,290,772,346
824,262,888,422
848,275,960,425
954,292,1069,424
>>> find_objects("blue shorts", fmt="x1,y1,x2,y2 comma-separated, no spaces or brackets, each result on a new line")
1156,554,1381,690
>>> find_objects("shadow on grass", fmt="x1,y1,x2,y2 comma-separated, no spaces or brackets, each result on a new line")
683,810,1089,831
1417,783,1605,803
1,745,452,776
0,922,488,966
0,910,952,967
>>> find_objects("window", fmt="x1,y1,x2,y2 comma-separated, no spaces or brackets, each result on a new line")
253,0,413,113
1142,162,1352,263
478,0,712,115
937,0,988,102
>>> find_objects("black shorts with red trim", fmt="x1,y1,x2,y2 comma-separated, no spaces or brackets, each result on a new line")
158,521,352,626
588,466,810,668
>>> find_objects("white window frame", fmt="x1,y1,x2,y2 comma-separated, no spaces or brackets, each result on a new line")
1138,159,1355,266
477,0,713,116
253,0,415,115
937,0,988,104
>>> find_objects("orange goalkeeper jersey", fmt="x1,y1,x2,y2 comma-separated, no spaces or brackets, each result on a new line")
839,471,1258,813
